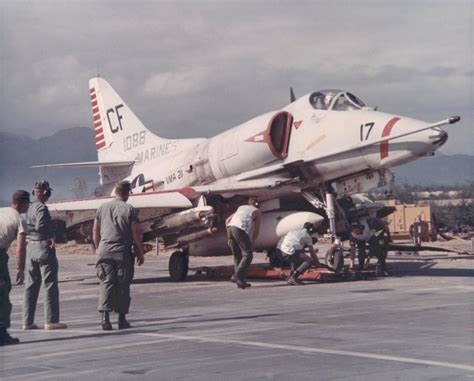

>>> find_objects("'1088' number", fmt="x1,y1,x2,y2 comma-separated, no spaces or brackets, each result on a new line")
123,131,146,151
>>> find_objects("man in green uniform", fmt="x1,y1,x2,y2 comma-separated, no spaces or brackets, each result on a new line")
0,190,30,345
93,181,144,331
23,181,67,330
225,198,262,289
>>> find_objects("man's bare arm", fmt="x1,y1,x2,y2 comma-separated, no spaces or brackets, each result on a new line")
92,218,101,251
308,246,320,264
349,244,356,269
132,222,144,266
16,233,27,284
252,210,262,242
225,213,234,227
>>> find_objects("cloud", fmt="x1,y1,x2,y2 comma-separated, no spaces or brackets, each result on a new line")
0,0,472,154
143,68,210,97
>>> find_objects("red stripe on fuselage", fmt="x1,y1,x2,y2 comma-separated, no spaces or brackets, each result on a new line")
96,141,106,150
380,117,401,159
91,100,98,108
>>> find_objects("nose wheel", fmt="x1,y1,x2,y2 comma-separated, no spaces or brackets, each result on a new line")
169,250,189,281
325,245,344,272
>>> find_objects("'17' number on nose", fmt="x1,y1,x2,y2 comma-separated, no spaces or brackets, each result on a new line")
360,122,375,141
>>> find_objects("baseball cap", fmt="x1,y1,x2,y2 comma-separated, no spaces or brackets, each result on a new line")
34,180,53,191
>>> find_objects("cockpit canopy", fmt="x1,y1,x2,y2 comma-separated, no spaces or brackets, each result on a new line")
309,90,366,111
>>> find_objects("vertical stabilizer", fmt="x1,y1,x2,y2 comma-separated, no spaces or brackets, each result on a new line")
89,77,166,161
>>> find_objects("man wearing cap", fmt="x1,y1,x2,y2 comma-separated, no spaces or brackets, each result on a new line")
226,198,262,289
0,190,30,345
349,218,389,274
93,180,144,330
276,222,321,285
23,181,66,330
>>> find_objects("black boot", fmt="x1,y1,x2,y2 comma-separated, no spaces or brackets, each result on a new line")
0,327,20,346
118,314,131,329
101,312,112,331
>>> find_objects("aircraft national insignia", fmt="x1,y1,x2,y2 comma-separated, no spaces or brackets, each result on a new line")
294,120,303,129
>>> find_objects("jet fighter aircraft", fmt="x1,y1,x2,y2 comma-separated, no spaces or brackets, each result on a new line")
34,78,459,280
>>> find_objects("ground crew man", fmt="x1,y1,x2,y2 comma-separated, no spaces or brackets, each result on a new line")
0,190,30,345
93,181,144,330
349,217,389,274
23,181,67,330
276,222,321,285
226,199,262,289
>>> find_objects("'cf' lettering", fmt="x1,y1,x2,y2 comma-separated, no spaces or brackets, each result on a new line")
106,104,124,133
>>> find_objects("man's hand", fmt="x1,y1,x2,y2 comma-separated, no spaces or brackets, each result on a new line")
16,269,24,285
48,238,56,249
136,253,145,266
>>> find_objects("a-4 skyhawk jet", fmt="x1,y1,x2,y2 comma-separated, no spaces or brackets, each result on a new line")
34,78,459,280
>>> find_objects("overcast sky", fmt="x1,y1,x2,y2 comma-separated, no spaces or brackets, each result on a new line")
1,0,472,155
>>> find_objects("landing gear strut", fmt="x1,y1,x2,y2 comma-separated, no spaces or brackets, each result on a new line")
324,190,345,271
303,187,345,271
169,249,189,281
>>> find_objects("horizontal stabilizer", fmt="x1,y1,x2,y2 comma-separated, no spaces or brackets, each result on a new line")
30,160,135,169
48,191,192,212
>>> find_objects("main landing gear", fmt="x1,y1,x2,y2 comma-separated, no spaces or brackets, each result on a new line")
169,249,189,281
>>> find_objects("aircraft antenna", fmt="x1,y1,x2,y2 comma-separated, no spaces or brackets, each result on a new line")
290,87,296,103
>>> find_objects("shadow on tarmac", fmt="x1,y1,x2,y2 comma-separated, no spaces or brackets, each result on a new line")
17,312,280,345
388,261,474,278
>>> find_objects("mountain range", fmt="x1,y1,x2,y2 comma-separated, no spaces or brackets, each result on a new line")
1,127,472,205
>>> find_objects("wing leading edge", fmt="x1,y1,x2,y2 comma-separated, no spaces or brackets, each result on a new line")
48,191,192,213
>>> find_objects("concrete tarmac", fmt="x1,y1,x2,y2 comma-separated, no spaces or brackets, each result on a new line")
1,249,473,380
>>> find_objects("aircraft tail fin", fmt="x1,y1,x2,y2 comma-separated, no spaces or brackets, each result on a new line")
89,77,166,161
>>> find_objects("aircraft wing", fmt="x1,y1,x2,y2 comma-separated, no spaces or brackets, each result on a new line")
187,177,297,196
49,191,193,228
30,160,135,169
48,191,192,212
237,116,460,181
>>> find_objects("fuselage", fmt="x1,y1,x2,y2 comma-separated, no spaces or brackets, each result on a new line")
108,89,447,197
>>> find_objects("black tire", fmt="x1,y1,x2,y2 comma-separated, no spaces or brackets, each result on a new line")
169,251,189,281
325,246,344,272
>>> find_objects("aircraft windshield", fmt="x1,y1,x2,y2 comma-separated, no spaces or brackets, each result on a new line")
309,90,366,111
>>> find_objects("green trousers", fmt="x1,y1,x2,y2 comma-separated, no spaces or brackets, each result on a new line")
0,249,12,329
22,242,60,325
227,226,253,281
96,255,134,314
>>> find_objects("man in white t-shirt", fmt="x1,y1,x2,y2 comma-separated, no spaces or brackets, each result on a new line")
226,199,261,289
276,222,321,285
0,190,30,345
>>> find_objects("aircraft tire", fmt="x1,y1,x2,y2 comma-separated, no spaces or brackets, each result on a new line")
169,251,189,281
325,246,344,272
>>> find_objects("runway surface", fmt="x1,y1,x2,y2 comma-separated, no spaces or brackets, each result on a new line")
1,248,473,380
